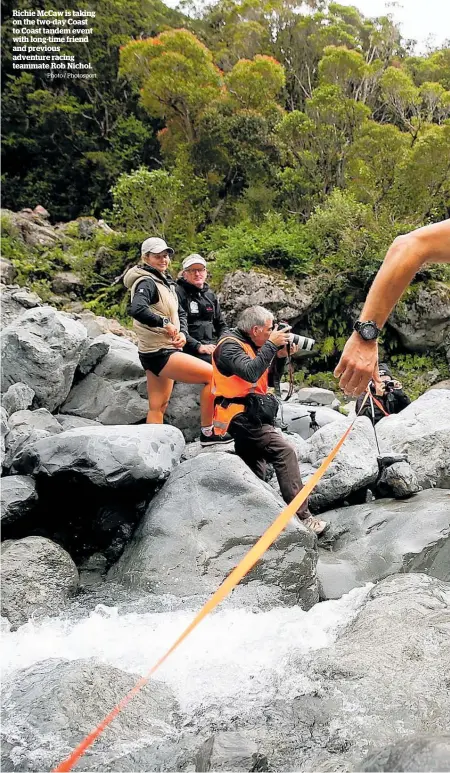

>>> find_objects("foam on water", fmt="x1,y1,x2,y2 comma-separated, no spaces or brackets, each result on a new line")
1,585,371,723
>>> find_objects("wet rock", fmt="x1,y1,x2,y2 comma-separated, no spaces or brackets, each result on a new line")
0,659,178,772
377,460,421,498
1,307,87,412
109,452,319,610
1,536,78,629
317,489,450,599
195,732,268,772
60,334,147,424
299,574,450,771
1,382,35,416
11,424,185,488
358,735,450,772
0,475,38,527
377,390,450,489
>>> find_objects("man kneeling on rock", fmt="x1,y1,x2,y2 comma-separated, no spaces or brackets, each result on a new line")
212,305,327,536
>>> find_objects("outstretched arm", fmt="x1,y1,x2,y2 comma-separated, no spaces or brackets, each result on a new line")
334,220,450,396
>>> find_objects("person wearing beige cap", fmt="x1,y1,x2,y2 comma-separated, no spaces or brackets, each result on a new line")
176,254,227,364
124,238,233,446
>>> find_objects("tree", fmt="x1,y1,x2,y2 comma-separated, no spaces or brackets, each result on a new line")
224,55,285,113
110,167,183,234
345,120,409,212
119,28,223,144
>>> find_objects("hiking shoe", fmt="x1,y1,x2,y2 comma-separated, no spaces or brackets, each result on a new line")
200,431,234,447
302,515,328,536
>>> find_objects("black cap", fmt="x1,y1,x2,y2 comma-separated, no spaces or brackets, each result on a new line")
378,363,392,377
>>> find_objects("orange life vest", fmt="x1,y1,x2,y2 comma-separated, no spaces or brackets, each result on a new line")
212,336,269,435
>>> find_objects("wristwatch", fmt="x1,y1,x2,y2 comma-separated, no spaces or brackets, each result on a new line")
354,320,380,341
161,317,171,327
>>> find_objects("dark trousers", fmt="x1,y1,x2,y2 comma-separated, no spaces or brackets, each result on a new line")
230,421,309,519
183,343,212,364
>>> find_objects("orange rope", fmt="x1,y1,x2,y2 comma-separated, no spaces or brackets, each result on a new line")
53,412,361,772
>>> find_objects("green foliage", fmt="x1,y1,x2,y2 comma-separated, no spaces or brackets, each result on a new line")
110,167,184,234
201,213,313,282
389,353,449,400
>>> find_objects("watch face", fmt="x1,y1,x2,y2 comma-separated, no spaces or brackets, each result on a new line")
360,323,378,340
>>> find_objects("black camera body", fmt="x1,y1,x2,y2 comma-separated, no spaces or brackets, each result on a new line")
369,379,396,395
276,321,315,352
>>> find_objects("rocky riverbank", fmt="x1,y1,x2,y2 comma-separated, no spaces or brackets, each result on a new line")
1,255,450,771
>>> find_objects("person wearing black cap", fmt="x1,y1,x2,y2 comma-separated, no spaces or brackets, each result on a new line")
355,363,411,425
124,237,233,446
176,254,228,364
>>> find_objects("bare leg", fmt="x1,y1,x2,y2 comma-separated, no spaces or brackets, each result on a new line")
145,371,174,424
160,352,214,426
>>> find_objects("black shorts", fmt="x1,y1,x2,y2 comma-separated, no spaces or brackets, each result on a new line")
138,349,181,376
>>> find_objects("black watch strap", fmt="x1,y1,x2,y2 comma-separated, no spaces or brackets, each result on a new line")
354,320,380,340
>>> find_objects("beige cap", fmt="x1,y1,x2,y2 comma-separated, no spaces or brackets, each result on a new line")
182,254,206,270
141,237,174,256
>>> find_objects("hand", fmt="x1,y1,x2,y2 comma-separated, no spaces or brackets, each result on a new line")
392,380,402,390
277,342,298,358
164,322,178,339
334,332,382,396
172,332,186,349
269,327,290,348
198,344,216,355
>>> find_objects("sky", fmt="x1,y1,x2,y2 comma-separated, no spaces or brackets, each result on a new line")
337,0,450,52
167,0,450,53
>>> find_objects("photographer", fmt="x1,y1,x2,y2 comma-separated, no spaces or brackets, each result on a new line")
176,254,227,363
212,305,327,536
355,364,411,425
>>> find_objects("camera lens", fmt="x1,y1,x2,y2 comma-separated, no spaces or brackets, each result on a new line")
290,334,315,351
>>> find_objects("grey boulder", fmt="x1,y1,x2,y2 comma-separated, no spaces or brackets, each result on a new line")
218,270,315,326
60,334,148,424
165,381,202,442
1,307,87,411
1,382,35,416
76,336,109,376
54,414,102,430
195,732,268,772
1,536,79,629
4,408,62,469
0,475,38,527
1,406,8,468
388,280,450,352
11,424,185,488
301,417,379,510
376,389,450,489
1,659,178,772
317,489,450,599
301,574,450,771
0,284,42,329
377,460,421,498
358,735,450,772
0,257,16,284
277,402,345,439
109,452,319,610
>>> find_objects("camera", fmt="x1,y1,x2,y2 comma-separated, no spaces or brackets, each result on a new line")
276,322,315,352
